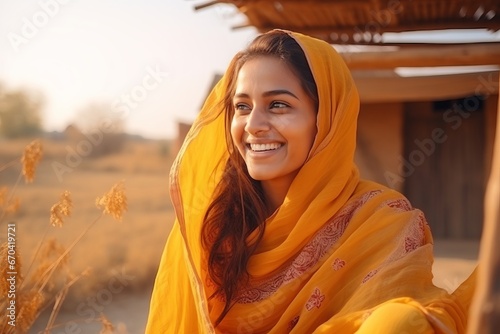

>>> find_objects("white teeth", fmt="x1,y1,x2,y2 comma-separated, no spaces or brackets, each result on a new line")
249,143,282,152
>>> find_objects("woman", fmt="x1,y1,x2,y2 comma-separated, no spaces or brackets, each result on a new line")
146,30,475,333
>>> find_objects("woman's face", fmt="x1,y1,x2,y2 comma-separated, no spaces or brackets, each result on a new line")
230,56,317,189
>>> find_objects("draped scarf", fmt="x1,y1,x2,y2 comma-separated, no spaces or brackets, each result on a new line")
146,30,475,333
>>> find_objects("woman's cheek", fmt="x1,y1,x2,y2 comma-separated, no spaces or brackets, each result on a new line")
230,117,245,153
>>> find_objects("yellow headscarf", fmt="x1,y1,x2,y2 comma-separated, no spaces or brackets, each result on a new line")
146,30,474,333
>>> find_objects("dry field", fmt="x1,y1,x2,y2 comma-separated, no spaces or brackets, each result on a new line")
0,137,175,333
0,137,478,333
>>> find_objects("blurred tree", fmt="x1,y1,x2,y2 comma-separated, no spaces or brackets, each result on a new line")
75,102,125,134
0,85,44,138
73,102,126,157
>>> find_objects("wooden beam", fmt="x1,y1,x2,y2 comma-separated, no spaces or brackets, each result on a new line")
352,70,499,103
194,0,223,11
271,21,500,40
339,43,500,69
328,40,500,48
232,24,500,47
467,66,500,333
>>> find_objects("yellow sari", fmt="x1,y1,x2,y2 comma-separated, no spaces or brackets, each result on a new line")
146,30,475,333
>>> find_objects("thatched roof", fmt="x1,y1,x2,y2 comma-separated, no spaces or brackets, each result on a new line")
196,0,500,45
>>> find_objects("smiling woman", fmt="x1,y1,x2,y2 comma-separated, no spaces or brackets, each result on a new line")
146,30,476,333
231,56,317,213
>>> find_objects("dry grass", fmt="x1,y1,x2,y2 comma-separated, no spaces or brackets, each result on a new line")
0,137,175,332
0,137,479,332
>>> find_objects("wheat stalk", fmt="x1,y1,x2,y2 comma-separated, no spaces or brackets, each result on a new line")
0,140,127,333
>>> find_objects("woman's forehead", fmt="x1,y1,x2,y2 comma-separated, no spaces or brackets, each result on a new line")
234,57,302,94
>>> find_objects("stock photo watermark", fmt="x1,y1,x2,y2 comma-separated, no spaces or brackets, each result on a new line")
353,0,402,43
384,72,499,188
50,64,169,182
111,65,168,119
5,222,18,328
7,0,73,52
332,0,402,46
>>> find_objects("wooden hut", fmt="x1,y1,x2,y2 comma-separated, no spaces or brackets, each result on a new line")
191,1,500,327
193,0,500,241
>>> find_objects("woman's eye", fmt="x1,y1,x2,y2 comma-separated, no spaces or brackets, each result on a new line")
270,101,289,109
234,103,250,112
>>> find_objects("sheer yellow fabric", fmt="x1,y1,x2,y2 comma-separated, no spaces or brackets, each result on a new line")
146,30,475,333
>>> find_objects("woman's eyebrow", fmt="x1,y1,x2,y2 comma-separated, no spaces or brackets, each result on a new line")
234,90,298,99
263,89,298,99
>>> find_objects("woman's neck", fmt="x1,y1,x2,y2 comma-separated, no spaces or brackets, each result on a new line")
261,178,294,216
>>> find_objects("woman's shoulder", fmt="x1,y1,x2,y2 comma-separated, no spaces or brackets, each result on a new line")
350,179,415,214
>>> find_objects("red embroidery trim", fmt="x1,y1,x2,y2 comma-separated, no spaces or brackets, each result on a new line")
305,288,325,311
332,258,346,271
287,316,300,331
362,269,379,284
361,209,427,284
236,190,382,304
385,198,413,212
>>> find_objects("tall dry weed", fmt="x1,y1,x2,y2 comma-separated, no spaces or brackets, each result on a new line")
21,139,43,183
49,190,72,227
0,139,128,333
96,180,127,222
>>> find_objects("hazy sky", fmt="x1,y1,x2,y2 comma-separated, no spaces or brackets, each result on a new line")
1,1,499,139
0,0,257,139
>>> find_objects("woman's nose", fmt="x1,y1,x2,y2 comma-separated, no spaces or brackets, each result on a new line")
244,108,271,135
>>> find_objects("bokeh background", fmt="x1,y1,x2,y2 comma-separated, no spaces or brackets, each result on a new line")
1,0,496,332
0,1,258,332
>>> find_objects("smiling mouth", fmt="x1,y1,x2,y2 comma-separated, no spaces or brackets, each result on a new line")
247,143,283,152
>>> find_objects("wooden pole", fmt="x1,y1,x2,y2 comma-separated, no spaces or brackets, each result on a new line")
339,43,500,69
467,75,500,332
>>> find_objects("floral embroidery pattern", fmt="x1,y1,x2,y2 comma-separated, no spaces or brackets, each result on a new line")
361,269,379,284
287,316,300,331
361,310,373,322
404,236,420,253
332,258,346,271
402,212,426,254
236,190,382,304
380,197,427,255
361,210,427,284
305,288,325,311
384,198,413,212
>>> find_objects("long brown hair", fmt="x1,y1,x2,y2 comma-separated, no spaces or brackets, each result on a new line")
200,30,318,326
